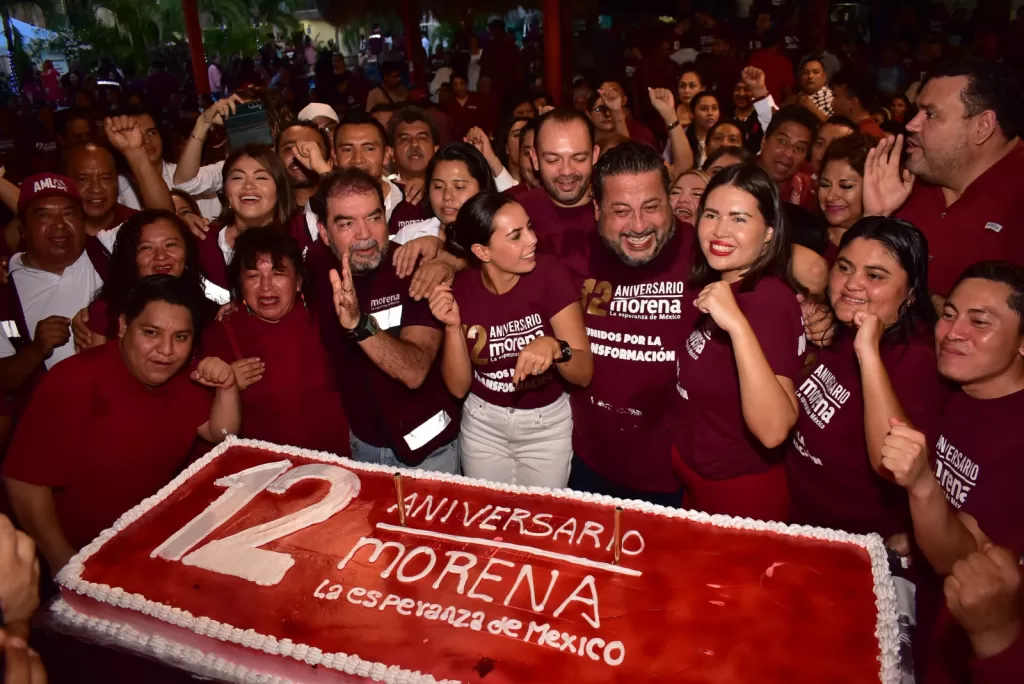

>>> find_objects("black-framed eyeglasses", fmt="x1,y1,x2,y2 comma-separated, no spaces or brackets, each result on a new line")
590,105,610,115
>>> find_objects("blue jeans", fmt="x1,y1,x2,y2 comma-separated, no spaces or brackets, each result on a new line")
349,433,461,474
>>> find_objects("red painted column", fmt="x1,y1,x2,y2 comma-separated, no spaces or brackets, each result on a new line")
543,0,562,105
182,0,210,94
402,0,419,85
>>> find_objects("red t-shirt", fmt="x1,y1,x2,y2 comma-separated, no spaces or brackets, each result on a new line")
857,117,886,140
671,276,806,480
202,306,351,456
896,141,1024,297
748,48,796,102
571,227,695,493
1,342,212,549
388,197,432,236
305,242,460,463
778,171,817,211
920,387,1024,684
517,187,595,286
786,328,947,538
451,256,578,409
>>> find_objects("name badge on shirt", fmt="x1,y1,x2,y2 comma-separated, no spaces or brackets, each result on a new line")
984,221,1003,233
372,305,403,330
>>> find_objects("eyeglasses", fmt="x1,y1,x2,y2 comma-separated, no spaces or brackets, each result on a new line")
590,105,610,116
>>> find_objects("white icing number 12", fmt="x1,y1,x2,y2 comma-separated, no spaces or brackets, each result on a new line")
150,460,361,586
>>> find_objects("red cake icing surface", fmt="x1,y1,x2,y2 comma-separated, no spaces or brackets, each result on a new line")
66,444,885,683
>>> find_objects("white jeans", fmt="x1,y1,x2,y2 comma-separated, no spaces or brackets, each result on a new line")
459,392,573,488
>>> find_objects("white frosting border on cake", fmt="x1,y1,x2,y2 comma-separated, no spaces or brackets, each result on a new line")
56,437,902,684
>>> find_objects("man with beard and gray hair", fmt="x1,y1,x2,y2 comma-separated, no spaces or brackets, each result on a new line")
308,168,461,472
567,141,694,505
863,58,1024,302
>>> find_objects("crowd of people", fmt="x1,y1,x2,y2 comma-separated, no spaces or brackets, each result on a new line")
0,2,1022,682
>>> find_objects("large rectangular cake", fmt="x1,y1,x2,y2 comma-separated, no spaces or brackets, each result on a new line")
54,439,900,683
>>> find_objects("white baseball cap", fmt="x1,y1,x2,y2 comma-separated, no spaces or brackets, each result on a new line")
298,103,340,124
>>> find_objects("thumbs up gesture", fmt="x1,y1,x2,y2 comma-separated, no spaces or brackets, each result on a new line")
880,417,933,495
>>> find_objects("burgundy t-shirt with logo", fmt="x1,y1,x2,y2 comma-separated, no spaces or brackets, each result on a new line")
896,140,1024,297
388,197,432,236
517,187,595,286
572,226,695,493
451,255,579,409
786,328,947,538
920,388,1024,684
306,241,460,462
671,276,806,480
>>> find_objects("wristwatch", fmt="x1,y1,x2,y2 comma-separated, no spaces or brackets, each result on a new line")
346,312,380,342
666,120,681,132
554,339,573,364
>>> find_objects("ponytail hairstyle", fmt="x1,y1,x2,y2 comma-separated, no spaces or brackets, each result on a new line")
447,192,516,268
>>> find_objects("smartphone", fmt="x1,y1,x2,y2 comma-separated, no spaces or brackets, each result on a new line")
225,101,274,148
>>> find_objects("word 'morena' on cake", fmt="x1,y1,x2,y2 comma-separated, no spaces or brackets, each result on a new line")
56,440,901,684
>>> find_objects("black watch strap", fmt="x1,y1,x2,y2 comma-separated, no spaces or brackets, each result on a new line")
554,338,572,364
346,312,379,342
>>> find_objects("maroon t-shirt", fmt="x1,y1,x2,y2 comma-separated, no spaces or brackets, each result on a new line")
786,328,947,538
571,226,695,493
451,255,579,409
202,306,351,456
517,187,595,286
625,119,658,149
306,241,460,464
921,387,1024,684
896,141,1024,297
388,197,432,236
671,276,806,480
1,342,212,548
441,94,494,137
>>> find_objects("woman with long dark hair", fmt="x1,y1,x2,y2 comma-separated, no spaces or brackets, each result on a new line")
201,227,350,455
428,193,592,485
670,164,805,521
786,217,945,546
72,209,212,349
685,92,721,168
197,144,298,289
391,143,497,290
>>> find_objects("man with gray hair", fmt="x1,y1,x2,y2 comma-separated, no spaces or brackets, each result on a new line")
308,168,461,472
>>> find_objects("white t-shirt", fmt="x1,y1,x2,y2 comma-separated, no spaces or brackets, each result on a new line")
118,161,224,219
0,251,104,369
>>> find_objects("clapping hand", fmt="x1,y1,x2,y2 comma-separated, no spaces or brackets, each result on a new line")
797,294,835,348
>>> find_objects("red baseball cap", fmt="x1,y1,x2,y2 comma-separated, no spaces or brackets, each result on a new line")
17,173,81,218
